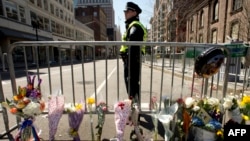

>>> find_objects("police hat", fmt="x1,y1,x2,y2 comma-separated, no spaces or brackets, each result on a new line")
124,2,142,14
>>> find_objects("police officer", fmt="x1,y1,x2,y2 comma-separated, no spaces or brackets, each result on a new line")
120,2,147,101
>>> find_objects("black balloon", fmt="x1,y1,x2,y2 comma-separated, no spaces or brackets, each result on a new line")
195,47,225,78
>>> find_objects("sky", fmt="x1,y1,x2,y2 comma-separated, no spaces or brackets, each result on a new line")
113,0,154,34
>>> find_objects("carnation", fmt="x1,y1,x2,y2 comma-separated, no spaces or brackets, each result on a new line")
185,97,195,108
22,101,42,116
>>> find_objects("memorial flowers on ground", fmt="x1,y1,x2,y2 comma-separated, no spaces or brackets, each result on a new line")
149,96,159,141
1,75,45,141
95,101,107,141
239,94,250,123
48,90,65,141
176,96,224,141
114,99,131,141
64,102,85,141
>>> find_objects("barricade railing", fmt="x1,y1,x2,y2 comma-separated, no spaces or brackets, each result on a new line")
1,41,247,140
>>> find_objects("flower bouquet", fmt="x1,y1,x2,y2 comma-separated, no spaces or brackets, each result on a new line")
190,97,223,141
64,102,85,141
114,99,131,141
1,75,45,141
149,96,159,141
95,101,107,141
177,97,223,141
239,94,250,124
222,95,242,124
48,90,65,141
158,99,178,141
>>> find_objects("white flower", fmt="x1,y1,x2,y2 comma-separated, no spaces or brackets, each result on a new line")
185,97,195,108
192,105,200,112
223,95,237,110
223,99,233,110
207,97,219,106
64,103,76,113
22,102,42,116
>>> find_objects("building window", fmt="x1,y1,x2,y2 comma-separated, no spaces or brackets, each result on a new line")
199,10,204,28
44,18,50,31
190,17,194,32
93,11,97,17
199,34,203,43
60,9,63,19
211,29,217,43
37,15,44,30
190,37,194,43
0,0,4,16
44,0,48,11
50,4,54,15
37,0,42,8
56,7,59,17
232,0,243,11
212,0,219,21
5,1,18,20
51,20,56,32
82,12,85,16
19,6,26,23
29,0,35,4
230,21,239,40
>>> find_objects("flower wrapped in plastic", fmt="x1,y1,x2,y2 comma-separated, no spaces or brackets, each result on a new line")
149,96,159,140
189,97,224,141
48,90,65,141
95,101,107,141
222,95,242,124
239,94,250,124
158,102,178,141
1,75,45,141
114,99,131,141
64,102,85,141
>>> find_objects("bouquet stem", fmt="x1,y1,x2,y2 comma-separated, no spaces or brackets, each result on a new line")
89,107,95,141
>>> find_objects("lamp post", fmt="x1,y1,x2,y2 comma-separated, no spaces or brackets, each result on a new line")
31,19,40,65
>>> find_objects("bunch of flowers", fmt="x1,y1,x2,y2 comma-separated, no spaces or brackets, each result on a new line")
48,90,65,141
64,102,85,141
149,96,159,141
1,75,45,141
177,96,224,141
95,101,107,141
239,94,250,123
222,95,243,125
114,99,131,141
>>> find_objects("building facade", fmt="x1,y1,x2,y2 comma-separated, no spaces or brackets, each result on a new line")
76,0,116,41
186,0,250,44
0,0,94,64
150,0,250,54
75,6,108,58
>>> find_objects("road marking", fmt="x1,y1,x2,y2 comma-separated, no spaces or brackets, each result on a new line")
91,66,117,97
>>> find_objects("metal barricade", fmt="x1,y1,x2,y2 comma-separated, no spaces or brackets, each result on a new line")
0,41,245,140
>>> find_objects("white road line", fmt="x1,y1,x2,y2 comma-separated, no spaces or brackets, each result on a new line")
91,66,117,97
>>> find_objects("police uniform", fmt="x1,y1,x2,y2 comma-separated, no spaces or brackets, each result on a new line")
120,2,147,100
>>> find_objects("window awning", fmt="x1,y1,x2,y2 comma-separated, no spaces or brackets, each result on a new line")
0,27,53,41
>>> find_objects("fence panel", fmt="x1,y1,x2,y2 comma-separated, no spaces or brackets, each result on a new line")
0,41,247,140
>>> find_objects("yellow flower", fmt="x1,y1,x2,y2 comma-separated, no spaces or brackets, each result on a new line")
75,103,83,110
87,97,95,105
216,130,223,136
242,114,249,121
242,95,250,104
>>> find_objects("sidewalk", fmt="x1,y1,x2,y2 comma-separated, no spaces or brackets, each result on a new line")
145,58,248,96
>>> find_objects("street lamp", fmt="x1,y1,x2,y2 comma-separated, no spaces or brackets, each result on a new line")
31,19,40,65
